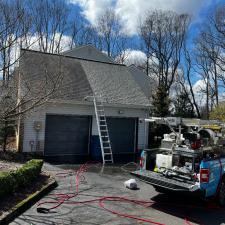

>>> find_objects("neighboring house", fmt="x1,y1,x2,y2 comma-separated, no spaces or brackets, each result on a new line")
17,45,151,163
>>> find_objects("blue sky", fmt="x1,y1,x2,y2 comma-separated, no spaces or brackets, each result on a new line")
67,0,225,65
66,0,225,102
68,0,225,37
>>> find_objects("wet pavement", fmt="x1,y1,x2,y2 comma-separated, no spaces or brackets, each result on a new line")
10,163,225,225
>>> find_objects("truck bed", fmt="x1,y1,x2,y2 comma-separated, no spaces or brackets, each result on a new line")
131,170,197,192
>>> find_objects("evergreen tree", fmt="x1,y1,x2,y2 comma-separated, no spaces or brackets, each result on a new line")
173,93,195,118
152,85,171,117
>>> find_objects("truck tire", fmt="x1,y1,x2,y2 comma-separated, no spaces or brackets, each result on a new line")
218,178,225,207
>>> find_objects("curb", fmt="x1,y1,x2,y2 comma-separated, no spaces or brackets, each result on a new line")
0,178,57,225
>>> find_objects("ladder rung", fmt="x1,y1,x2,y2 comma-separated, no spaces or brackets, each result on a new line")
104,147,111,149
104,150,112,152
104,153,112,155
100,125,107,126
101,136,109,138
103,140,110,143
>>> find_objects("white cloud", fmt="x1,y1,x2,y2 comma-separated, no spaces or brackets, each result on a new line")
192,79,207,106
69,0,212,35
120,49,146,66
69,0,113,26
193,79,206,93
3,33,72,75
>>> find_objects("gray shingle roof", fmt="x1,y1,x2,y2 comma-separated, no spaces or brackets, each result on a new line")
19,50,93,101
19,49,150,107
62,45,114,64
128,65,155,100
80,60,150,106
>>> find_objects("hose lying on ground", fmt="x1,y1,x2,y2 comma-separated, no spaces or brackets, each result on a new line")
37,161,218,225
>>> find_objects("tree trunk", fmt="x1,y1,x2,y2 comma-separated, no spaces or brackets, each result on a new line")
206,78,209,119
2,121,7,152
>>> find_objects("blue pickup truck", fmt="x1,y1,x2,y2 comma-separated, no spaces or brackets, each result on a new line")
132,128,225,206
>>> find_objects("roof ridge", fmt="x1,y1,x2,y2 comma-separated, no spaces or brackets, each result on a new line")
20,48,126,67
61,44,93,54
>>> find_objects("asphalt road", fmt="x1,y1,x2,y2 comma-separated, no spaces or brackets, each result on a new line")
10,163,225,225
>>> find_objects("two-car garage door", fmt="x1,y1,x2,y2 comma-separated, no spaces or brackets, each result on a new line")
44,115,137,162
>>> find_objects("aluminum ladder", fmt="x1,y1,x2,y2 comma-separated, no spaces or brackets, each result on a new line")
93,97,114,164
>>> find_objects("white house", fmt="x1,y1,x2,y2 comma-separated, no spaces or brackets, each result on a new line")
17,45,152,163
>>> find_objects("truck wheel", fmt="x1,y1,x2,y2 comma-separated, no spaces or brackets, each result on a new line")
218,178,225,207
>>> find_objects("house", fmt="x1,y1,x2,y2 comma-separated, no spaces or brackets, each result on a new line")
17,45,152,163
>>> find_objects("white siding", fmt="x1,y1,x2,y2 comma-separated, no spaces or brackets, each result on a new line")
22,102,148,153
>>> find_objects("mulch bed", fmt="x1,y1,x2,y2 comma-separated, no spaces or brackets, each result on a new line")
0,173,53,219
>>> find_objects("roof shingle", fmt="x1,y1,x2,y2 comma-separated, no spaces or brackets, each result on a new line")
19,49,150,107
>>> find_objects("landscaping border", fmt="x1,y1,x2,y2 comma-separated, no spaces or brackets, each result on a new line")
0,177,57,225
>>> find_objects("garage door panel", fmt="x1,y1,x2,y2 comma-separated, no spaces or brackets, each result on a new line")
106,118,136,154
45,115,91,156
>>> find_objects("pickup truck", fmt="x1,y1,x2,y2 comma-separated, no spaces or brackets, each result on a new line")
132,136,225,206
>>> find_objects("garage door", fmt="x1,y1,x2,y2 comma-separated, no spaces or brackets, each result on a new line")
45,115,91,156
106,118,137,154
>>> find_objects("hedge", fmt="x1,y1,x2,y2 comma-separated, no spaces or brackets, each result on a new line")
0,159,43,198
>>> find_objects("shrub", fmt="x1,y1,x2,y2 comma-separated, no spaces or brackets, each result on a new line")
0,159,43,198
0,172,17,197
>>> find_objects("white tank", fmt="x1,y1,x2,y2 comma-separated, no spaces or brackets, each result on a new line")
156,154,172,169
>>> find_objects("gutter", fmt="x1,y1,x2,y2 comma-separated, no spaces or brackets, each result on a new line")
47,99,151,110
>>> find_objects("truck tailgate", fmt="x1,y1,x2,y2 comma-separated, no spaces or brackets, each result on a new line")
131,170,197,191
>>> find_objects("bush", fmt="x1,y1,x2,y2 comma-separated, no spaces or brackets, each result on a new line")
0,150,26,162
0,159,43,198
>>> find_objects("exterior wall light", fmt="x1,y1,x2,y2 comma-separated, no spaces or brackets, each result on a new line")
118,110,124,114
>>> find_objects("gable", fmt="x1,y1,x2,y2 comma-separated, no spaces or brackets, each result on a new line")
62,45,114,64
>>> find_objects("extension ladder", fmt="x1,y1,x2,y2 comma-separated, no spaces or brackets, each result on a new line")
93,96,114,164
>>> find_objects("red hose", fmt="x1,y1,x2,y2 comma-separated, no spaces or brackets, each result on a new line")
37,162,203,225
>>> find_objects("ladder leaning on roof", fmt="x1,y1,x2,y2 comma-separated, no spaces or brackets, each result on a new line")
93,96,114,164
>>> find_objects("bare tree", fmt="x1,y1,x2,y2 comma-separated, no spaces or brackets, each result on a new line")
139,10,190,93
94,8,131,60
0,0,31,83
95,8,121,58
0,50,65,151
176,50,201,118
193,4,225,115
29,0,69,53
209,5,225,87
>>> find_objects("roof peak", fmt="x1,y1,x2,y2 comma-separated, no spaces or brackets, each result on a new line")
61,44,115,64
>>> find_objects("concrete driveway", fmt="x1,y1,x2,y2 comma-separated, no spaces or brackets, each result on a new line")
10,163,225,225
